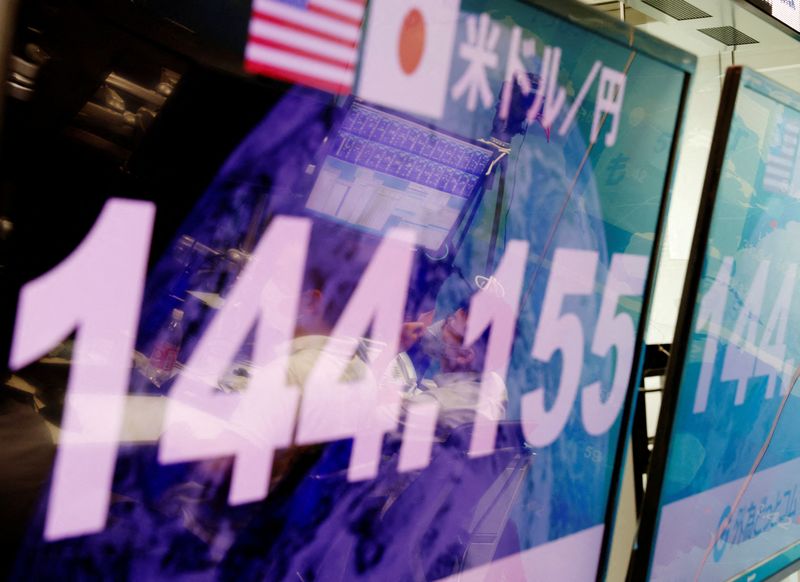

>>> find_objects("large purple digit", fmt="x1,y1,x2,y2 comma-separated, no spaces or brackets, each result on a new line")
523,249,598,447
8,199,155,540
465,240,528,457
295,229,415,481
159,216,310,505
581,253,647,436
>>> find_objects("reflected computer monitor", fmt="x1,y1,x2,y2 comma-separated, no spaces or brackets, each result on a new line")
305,101,495,253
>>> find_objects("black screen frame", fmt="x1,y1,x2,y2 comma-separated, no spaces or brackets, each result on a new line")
628,64,744,582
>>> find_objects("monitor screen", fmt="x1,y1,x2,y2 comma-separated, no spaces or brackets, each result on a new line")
0,0,695,580
306,102,493,251
633,66,800,581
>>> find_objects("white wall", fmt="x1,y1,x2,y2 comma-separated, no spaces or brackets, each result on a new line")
646,53,725,344
631,3,800,344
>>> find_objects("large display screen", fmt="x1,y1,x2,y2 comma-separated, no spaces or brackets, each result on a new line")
0,0,693,580
633,67,800,581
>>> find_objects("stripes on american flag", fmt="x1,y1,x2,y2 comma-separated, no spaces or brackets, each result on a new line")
245,0,366,94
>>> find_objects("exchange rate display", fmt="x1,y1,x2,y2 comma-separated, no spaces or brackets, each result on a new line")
3,0,694,579
633,67,800,582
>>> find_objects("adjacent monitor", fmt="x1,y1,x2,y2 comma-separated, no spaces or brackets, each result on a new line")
633,66,800,581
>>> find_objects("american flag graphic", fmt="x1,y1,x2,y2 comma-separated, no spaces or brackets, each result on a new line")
245,0,366,94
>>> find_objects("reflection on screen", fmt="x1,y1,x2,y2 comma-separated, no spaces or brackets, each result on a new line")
306,102,493,251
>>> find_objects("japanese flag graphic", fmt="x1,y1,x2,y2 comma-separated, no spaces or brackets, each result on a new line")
357,0,461,119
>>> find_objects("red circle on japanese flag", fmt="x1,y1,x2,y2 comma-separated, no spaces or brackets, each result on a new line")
398,8,425,75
